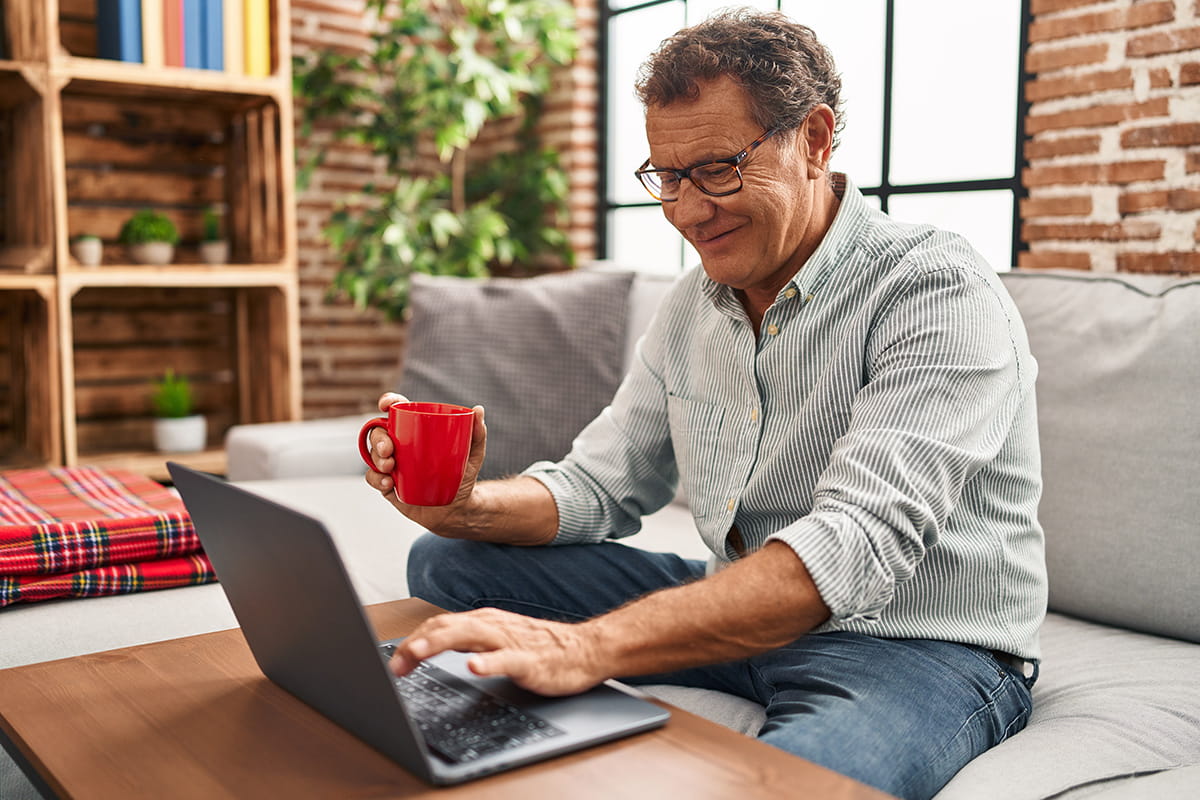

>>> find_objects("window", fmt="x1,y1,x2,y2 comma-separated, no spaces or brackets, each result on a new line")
600,0,1028,273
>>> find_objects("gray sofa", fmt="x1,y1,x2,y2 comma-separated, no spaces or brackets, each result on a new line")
3,267,1198,799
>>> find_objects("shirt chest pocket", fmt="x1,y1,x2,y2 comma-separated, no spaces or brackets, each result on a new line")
667,394,729,519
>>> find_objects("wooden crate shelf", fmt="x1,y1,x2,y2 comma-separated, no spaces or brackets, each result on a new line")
0,0,299,476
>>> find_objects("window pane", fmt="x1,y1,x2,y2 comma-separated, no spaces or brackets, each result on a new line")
890,0,1019,185
606,3,687,206
780,0,886,188
607,206,686,273
887,191,1014,271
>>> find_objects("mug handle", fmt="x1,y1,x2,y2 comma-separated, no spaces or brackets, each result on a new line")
358,417,391,469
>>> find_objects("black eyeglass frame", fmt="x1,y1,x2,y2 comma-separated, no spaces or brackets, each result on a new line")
634,127,781,202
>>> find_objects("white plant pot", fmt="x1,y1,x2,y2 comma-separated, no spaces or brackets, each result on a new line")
71,238,103,267
153,415,207,453
199,240,229,264
128,242,175,266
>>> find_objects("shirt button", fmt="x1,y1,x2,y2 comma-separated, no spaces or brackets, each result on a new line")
726,498,736,511
785,288,797,299
750,407,759,422
766,324,780,336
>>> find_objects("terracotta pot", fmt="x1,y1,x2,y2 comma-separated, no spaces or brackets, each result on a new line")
153,415,207,453
128,242,175,266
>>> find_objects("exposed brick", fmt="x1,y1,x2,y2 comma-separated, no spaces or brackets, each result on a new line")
1196,219,1200,243
1189,151,1200,173
1023,160,1164,187
1025,68,1133,102
1023,163,1102,188
1030,3,1174,44
1117,251,1200,273
1017,250,1093,270
1030,0,1106,14
1183,63,1200,86
1025,98,1170,134
1149,68,1173,88
1127,26,1200,58
1022,221,1161,241
1025,134,1102,160
1020,195,1094,217
1121,122,1200,148
1166,189,1200,210
1118,190,1169,214
1026,43,1108,74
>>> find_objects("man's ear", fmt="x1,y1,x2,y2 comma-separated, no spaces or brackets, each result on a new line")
802,104,836,178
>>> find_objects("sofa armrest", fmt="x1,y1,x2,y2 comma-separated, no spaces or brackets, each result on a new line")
224,413,376,481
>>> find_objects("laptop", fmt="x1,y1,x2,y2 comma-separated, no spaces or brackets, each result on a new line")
166,463,669,785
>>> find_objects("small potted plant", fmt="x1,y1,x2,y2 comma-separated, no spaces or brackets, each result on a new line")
69,233,103,267
150,369,206,453
119,209,179,266
199,206,229,264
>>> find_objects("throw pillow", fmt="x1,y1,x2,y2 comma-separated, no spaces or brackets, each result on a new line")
398,270,635,480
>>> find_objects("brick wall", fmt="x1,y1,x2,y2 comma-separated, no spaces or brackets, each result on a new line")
289,0,598,419
1021,0,1200,273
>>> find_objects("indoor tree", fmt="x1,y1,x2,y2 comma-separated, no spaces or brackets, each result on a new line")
294,0,578,319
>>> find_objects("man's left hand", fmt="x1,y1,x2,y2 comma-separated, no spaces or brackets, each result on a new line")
389,608,607,697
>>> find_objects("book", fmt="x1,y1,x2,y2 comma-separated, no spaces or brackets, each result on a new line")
201,0,223,70
244,0,269,77
223,0,243,74
183,0,202,68
163,0,183,67
96,0,144,63
141,0,163,67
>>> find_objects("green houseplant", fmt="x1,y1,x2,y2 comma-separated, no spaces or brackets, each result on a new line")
150,369,206,452
293,0,578,319
119,209,180,266
199,206,229,265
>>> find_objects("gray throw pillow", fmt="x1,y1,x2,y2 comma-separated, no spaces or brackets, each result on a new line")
398,270,635,480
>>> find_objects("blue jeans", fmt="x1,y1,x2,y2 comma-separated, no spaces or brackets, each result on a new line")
407,535,1035,800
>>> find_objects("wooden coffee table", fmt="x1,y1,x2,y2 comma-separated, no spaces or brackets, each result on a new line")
0,598,892,799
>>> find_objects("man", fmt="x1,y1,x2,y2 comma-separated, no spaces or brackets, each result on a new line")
365,10,1046,799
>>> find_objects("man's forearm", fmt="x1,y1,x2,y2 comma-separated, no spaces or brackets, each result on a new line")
432,476,560,546
581,541,831,678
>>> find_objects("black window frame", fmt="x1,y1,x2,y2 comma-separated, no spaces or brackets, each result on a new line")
598,0,1033,269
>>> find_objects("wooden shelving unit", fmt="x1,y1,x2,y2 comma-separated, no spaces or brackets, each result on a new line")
0,0,300,476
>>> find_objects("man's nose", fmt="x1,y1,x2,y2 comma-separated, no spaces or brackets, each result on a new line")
665,180,716,230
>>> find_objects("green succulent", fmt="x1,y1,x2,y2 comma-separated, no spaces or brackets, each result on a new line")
119,209,180,246
150,369,194,418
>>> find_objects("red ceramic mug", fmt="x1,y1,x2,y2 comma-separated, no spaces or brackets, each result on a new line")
358,401,474,506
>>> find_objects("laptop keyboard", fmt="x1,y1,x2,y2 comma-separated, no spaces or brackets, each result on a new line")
379,643,565,764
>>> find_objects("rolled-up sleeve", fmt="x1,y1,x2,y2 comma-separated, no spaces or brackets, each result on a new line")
766,265,1030,624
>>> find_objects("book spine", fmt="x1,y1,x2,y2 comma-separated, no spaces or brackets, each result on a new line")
96,0,144,63
202,0,223,70
163,0,183,67
141,0,164,67
223,0,244,74
183,0,202,68
243,0,269,77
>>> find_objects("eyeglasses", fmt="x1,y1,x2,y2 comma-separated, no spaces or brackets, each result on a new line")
634,128,780,202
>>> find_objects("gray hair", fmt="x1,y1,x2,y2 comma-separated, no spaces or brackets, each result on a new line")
635,8,845,150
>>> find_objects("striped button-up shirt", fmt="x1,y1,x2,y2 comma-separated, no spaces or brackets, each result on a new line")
527,174,1047,660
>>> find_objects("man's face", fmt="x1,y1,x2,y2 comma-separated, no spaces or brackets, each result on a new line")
645,76,830,296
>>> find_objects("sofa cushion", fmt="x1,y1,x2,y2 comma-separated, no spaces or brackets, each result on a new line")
1000,270,1200,643
399,270,635,480
934,612,1200,800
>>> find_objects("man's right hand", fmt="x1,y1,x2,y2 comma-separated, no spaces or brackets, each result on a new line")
363,392,489,535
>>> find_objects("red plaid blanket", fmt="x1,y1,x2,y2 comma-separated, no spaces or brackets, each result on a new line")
0,466,215,608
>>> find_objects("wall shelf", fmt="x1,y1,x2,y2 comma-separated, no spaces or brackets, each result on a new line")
0,0,300,476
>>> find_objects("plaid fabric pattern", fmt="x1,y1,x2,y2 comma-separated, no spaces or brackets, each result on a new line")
0,467,215,608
